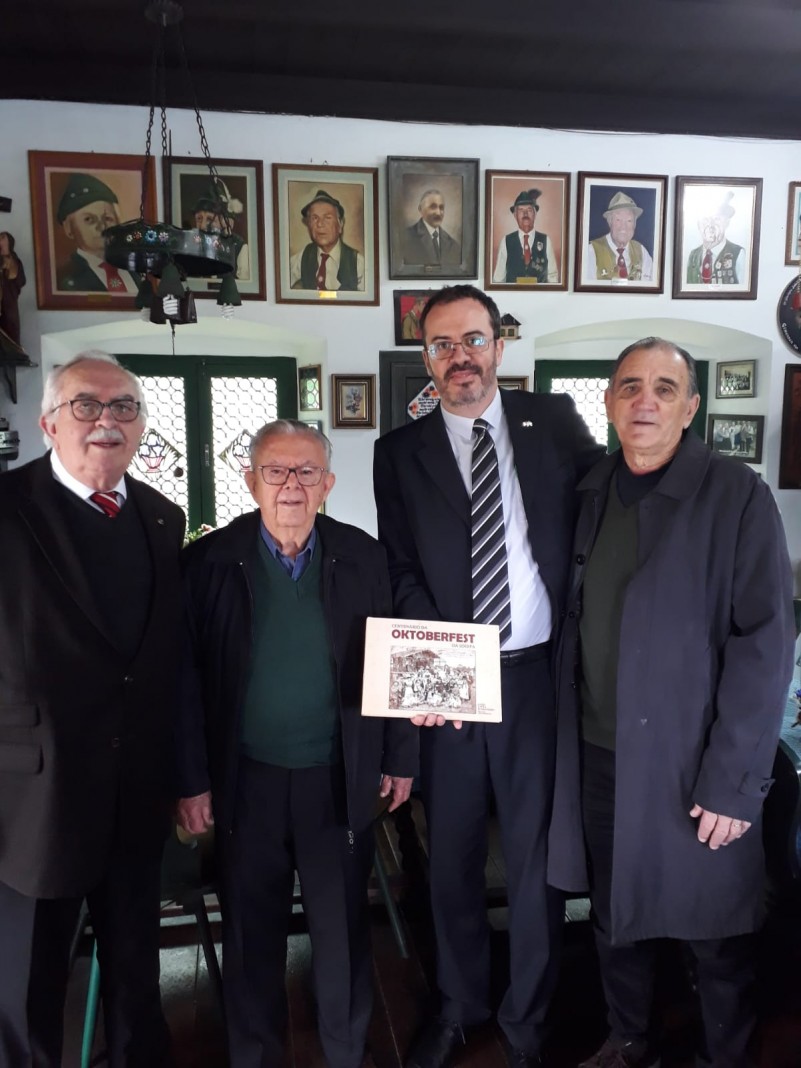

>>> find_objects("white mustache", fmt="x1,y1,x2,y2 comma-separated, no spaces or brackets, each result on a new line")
86,428,126,444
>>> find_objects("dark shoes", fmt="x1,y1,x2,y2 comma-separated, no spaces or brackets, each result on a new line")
578,1036,660,1068
499,1031,542,1066
404,1017,467,1068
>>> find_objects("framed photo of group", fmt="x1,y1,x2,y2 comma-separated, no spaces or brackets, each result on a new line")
706,414,764,464
386,157,479,281
574,173,667,293
272,164,379,305
672,176,762,300
484,170,570,292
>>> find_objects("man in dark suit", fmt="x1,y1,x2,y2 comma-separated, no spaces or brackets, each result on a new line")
373,285,603,1068
402,189,461,267
0,352,185,1066
176,419,417,1068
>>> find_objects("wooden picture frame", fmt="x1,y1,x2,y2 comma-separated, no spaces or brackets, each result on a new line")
162,156,266,300
673,176,762,299
387,157,478,280
786,182,801,266
272,164,378,305
574,172,667,293
485,170,570,291
780,364,801,487
298,365,323,412
706,413,764,464
715,360,756,400
393,289,435,346
331,374,376,428
498,376,529,391
28,150,156,310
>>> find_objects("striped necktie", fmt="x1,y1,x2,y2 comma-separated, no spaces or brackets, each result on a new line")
471,419,512,645
90,490,121,518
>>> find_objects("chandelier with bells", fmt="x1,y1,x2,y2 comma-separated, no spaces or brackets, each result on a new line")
102,0,241,330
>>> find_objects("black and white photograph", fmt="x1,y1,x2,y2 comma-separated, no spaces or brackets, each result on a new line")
715,360,756,399
707,414,764,463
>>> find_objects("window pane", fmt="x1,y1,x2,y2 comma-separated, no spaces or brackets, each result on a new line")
551,376,609,446
129,375,189,514
211,376,279,526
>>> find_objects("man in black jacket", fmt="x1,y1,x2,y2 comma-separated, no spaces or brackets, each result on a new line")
177,419,417,1068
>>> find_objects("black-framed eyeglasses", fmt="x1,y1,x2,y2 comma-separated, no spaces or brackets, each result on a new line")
52,398,142,423
256,465,326,486
426,335,492,360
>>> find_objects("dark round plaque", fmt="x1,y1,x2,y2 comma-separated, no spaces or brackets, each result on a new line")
777,276,801,355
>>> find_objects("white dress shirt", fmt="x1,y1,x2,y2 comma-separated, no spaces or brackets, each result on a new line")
440,390,553,649
585,233,654,282
50,448,128,513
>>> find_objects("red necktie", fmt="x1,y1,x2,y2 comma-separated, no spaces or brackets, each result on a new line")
90,491,121,518
701,249,713,284
100,261,125,291
315,253,330,290
616,247,628,279
523,234,532,266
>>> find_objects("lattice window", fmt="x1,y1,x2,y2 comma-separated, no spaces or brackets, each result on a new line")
130,375,189,513
211,376,278,526
551,376,610,445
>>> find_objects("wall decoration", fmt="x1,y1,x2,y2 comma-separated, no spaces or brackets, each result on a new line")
780,365,801,487
785,182,801,266
387,157,478,280
778,277,801,354
715,360,756,399
706,414,764,464
498,376,529,391
485,170,570,291
672,176,762,299
298,365,323,412
272,164,378,305
574,172,667,293
162,156,266,300
393,289,435,345
331,374,376,428
29,150,157,311
499,314,520,340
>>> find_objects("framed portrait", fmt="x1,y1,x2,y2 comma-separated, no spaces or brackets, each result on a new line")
574,172,667,293
706,414,764,464
393,289,435,346
672,176,762,300
331,374,376,429
498,376,529,391
485,170,570,292
786,183,801,266
298,365,323,412
387,157,479,281
780,365,801,487
162,156,266,300
715,360,756,399
28,150,157,311
272,164,378,305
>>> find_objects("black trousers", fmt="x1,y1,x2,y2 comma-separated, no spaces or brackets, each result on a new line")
420,654,562,1054
218,758,374,1068
581,742,756,1068
0,842,169,1067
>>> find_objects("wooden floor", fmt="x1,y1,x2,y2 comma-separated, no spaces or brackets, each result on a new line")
65,805,801,1068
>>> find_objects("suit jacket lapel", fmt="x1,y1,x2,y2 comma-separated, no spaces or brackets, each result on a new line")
416,406,470,526
501,390,542,524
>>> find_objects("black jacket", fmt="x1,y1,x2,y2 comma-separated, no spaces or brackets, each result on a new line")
176,511,419,835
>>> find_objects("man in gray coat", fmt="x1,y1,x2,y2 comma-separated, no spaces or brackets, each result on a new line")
549,338,794,1068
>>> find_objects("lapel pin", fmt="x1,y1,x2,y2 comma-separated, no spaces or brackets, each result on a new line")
522,421,533,428
156,517,165,526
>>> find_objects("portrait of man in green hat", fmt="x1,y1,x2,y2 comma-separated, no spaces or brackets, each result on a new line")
585,190,654,284
55,172,140,295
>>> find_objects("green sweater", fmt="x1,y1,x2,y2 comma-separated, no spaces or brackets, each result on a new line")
240,538,340,767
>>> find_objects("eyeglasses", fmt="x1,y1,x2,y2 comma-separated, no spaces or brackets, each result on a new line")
256,465,326,486
425,335,492,360
52,398,142,422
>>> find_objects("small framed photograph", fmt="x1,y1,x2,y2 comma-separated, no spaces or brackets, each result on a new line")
574,172,667,293
387,157,478,280
785,182,801,266
706,414,764,464
28,150,157,310
331,374,376,429
673,177,762,299
162,156,266,300
498,376,529,391
485,170,570,291
272,164,378,305
715,360,756,399
298,365,322,412
780,365,801,487
393,289,435,346
304,418,324,434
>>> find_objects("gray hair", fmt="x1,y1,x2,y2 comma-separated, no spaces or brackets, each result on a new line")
610,337,699,398
248,418,332,470
418,188,444,211
41,352,148,446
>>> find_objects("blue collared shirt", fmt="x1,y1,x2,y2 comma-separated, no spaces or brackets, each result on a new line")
259,522,317,581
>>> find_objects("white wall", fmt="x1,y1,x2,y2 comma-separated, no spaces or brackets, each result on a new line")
2,100,800,580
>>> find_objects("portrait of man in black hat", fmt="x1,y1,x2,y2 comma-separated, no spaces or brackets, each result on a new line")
192,184,250,283
288,189,365,292
492,188,559,285
55,173,140,295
